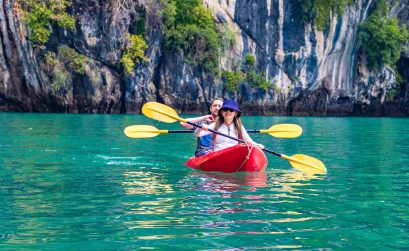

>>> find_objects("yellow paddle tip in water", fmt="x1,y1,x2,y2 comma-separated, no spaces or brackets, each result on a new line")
142,102,181,123
281,154,327,174
124,125,168,138
261,124,303,138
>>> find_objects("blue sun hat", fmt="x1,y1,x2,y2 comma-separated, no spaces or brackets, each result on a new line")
218,100,241,117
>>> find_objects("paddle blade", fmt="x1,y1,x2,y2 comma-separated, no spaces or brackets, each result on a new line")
282,154,327,174
142,102,180,123
261,124,302,138
124,125,165,138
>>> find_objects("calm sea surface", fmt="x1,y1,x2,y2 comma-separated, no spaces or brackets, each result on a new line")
0,113,408,250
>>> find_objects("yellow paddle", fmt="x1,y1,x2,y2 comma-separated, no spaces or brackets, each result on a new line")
141,102,327,174
124,124,302,139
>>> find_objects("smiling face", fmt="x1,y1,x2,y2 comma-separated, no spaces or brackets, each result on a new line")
220,107,238,123
210,99,223,118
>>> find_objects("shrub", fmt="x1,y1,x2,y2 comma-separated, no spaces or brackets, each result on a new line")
43,52,68,92
220,24,237,51
58,46,88,75
224,71,244,93
51,69,67,92
302,0,353,31
121,34,148,76
21,0,74,44
43,47,91,92
163,0,221,73
359,16,409,70
247,70,270,91
244,54,256,69
385,89,397,102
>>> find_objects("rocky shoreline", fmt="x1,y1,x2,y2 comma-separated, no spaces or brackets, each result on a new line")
0,0,408,116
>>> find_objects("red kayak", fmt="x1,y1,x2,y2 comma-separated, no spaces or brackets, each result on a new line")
185,144,268,172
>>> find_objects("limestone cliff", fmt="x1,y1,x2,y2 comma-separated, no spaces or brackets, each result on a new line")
0,0,408,115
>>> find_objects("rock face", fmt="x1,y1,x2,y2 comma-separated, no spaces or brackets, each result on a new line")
0,0,408,115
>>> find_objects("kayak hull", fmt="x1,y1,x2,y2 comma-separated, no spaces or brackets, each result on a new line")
185,144,268,172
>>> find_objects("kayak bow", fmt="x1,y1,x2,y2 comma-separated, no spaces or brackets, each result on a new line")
185,143,268,173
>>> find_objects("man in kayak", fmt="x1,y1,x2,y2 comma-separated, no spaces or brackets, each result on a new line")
195,99,264,152
180,98,224,156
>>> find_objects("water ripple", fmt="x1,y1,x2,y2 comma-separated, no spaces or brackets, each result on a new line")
1,114,409,250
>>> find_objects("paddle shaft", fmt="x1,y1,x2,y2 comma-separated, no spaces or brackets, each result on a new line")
187,121,246,143
262,148,282,157
160,129,262,133
167,130,196,133
187,121,282,154
146,106,282,156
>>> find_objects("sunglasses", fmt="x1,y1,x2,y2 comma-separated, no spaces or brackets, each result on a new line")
221,108,235,112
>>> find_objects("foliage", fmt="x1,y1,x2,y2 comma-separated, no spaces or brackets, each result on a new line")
163,0,221,73
44,51,60,68
43,52,68,92
43,46,91,92
302,0,354,31
224,71,244,93
52,69,67,92
162,0,177,27
246,70,271,91
244,54,256,68
371,0,389,17
121,34,148,76
271,81,281,94
359,16,409,70
223,54,278,93
395,72,404,87
58,46,88,75
21,0,75,44
385,89,397,102
220,24,237,52
243,54,271,91
121,56,135,76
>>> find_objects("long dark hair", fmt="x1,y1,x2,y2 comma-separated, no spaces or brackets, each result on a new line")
212,113,243,141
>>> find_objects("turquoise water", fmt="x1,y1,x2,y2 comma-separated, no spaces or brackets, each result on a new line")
1,113,408,250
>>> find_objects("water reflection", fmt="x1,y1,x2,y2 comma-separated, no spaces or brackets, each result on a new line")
122,171,174,195
188,171,267,193
273,169,325,184
266,169,326,201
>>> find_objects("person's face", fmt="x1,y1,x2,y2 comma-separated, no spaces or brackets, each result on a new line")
220,108,237,120
210,100,223,116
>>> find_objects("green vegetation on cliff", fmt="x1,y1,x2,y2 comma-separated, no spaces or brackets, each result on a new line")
302,0,354,31
224,71,244,93
21,0,74,44
121,34,148,76
358,1,409,71
162,0,220,73
223,54,278,93
358,1,409,101
58,46,89,75
220,24,237,54
42,46,90,92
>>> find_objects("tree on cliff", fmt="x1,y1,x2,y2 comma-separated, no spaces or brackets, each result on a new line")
20,0,74,44
162,0,220,73
358,1,409,71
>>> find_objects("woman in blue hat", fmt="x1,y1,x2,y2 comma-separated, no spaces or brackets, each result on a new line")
194,100,264,153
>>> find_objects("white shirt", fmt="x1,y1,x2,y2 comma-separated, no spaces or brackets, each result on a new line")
195,122,257,151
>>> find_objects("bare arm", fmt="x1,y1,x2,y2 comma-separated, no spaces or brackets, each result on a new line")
242,125,264,149
180,115,214,129
194,123,214,137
